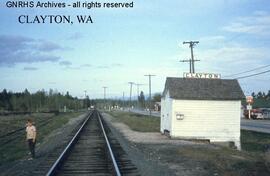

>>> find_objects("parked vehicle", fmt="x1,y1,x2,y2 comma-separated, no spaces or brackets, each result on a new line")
244,109,263,119
261,108,270,119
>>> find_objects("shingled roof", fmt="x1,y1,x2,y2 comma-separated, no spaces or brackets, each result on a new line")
163,77,245,100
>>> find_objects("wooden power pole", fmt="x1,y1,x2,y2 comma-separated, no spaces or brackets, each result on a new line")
182,41,200,73
144,74,155,116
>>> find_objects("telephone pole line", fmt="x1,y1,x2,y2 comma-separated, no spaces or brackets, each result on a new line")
180,59,192,73
128,82,135,111
144,74,155,116
84,90,87,109
182,41,200,73
122,92,125,108
135,83,144,108
135,83,143,97
102,86,107,109
84,90,87,98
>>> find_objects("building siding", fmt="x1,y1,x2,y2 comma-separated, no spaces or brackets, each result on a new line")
160,91,173,133
169,100,241,148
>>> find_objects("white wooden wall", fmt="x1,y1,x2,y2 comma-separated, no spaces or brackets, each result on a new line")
160,91,173,133
170,100,241,149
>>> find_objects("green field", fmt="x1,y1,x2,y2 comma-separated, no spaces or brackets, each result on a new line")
108,111,160,132
0,112,84,165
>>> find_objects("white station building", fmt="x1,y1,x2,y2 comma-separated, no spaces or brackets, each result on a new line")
160,77,245,149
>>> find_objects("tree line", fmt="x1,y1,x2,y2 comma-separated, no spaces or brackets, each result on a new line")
251,90,270,99
0,88,163,113
249,90,270,108
93,91,162,110
0,89,88,113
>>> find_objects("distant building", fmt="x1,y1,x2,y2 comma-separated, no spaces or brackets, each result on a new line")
154,102,161,111
160,77,245,149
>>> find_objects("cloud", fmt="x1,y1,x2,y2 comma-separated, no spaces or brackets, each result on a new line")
23,66,38,71
222,11,270,36
37,40,63,52
59,60,72,66
97,66,110,69
80,64,92,68
199,35,226,43
0,35,62,66
95,63,124,69
67,32,83,40
58,63,92,70
111,63,123,67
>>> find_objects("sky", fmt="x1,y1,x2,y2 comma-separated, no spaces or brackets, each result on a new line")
0,0,270,99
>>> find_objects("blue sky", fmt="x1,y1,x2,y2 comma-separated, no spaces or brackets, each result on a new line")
0,0,270,99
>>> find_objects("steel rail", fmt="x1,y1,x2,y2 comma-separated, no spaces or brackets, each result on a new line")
97,112,122,176
46,111,93,176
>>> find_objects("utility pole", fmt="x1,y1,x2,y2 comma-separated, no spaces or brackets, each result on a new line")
128,82,135,111
144,74,155,116
122,92,125,109
103,87,107,109
84,90,87,110
183,41,200,73
180,59,192,73
135,83,143,109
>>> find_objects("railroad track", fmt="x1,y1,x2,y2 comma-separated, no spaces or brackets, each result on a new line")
46,110,138,176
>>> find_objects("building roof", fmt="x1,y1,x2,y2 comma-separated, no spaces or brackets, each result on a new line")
163,77,245,100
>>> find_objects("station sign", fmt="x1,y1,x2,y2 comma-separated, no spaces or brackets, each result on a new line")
183,72,221,79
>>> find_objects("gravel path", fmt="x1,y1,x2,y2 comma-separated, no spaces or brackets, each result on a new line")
102,113,211,176
102,113,195,145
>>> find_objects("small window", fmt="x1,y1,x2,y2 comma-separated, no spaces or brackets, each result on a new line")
176,113,184,120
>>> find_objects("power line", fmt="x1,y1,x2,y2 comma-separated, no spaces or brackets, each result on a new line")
234,69,270,79
224,64,270,78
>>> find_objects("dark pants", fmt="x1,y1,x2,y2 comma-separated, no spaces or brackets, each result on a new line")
28,139,36,158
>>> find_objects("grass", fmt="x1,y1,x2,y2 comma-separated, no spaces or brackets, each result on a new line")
0,112,84,165
108,110,270,153
107,110,270,175
174,146,269,175
107,111,160,132
241,130,270,152
0,113,54,135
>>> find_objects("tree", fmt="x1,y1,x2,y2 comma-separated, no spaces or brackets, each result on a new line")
84,96,90,108
152,93,161,102
257,92,263,99
267,90,270,100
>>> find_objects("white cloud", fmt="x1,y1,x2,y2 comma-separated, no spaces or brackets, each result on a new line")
222,11,270,36
199,35,226,43
59,61,72,66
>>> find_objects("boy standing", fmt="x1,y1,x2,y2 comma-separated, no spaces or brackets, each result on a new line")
26,119,36,160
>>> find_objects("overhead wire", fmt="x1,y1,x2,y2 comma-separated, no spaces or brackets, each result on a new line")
234,69,270,79
224,64,270,78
